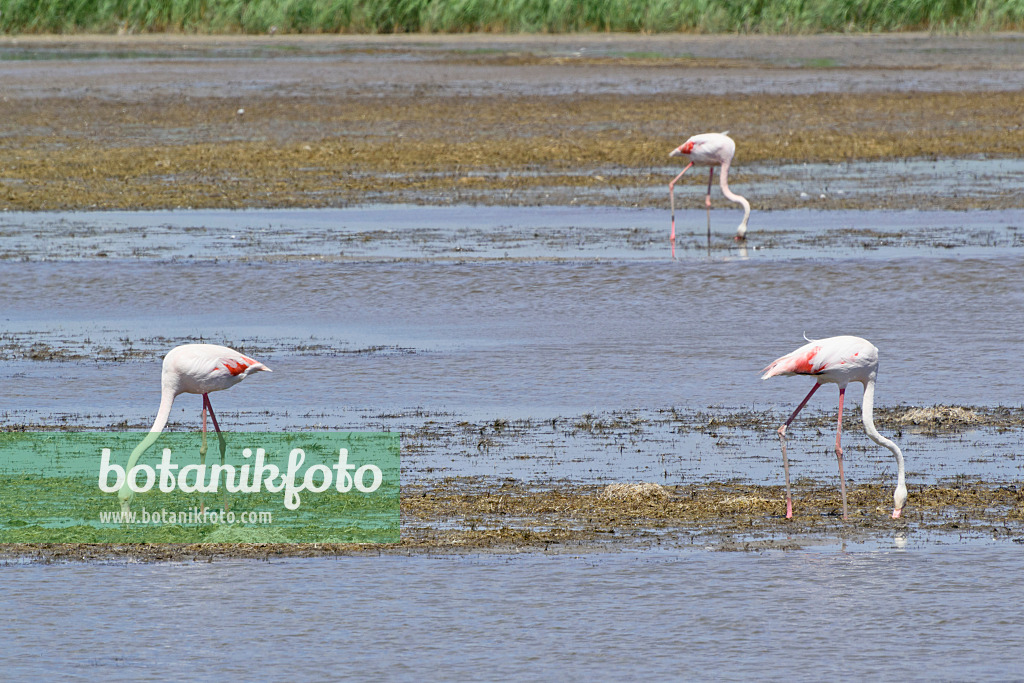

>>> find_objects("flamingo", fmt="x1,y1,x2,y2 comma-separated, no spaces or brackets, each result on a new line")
761,335,907,521
669,131,751,243
118,343,271,515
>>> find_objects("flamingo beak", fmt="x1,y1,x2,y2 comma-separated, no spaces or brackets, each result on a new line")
669,147,683,158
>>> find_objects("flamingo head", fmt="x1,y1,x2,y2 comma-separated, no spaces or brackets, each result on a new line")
118,489,134,519
223,356,272,379
891,482,908,519
669,140,695,158
244,361,272,377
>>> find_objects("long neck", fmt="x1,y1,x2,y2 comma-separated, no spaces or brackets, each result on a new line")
861,377,905,488
719,161,750,238
118,386,176,502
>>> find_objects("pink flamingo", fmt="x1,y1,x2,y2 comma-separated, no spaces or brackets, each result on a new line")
669,131,751,242
761,335,907,521
118,343,271,515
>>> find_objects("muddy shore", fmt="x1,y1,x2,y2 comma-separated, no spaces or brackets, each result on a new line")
4,403,1024,559
3,477,1022,562
2,33,1023,212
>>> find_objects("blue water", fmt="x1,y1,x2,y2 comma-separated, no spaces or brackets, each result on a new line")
2,544,1022,681
2,206,1023,681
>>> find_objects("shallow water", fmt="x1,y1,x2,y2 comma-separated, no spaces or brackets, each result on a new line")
3,206,1024,409
3,204,1023,679
2,206,1023,487
3,198,1023,261
3,545,1023,681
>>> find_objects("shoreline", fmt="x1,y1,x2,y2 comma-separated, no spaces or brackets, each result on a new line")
4,478,1022,562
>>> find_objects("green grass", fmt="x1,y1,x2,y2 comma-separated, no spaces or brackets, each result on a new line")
2,0,1024,34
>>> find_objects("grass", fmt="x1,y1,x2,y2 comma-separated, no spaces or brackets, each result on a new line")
2,0,1024,34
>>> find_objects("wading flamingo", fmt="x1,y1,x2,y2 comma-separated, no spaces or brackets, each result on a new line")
118,343,271,515
761,335,907,521
669,131,751,243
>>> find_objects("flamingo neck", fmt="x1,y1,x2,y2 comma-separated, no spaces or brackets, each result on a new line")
718,161,750,238
118,385,177,505
861,377,907,511
149,385,177,433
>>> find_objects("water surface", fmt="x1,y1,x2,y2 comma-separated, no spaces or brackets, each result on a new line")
3,205,1023,680
2,206,1022,487
2,545,1022,680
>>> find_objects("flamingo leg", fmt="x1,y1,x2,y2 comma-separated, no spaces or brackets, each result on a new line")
779,433,793,519
706,168,714,243
777,382,822,518
669,162,694,244
203,394,229,513
199,398,208,515
835,386,849,521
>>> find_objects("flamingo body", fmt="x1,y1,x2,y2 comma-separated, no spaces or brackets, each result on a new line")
761,335,878,385
163,343,270,397
118,343,271,513
669,131,751,240
762,336,907,520
673,132,737,168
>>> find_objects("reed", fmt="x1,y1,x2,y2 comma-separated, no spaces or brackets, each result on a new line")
3,0,1024,34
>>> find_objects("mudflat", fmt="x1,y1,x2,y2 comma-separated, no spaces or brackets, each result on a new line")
2,32,1023,211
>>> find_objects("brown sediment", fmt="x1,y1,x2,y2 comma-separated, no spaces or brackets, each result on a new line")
2,88,1024,211
5,402,1024,435
671,404,1024,432
2,478,1022,562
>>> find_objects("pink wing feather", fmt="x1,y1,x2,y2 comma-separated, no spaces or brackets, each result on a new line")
761,342,824,379
761,336,876,382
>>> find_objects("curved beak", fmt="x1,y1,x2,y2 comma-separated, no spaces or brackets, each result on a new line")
669,147,683,158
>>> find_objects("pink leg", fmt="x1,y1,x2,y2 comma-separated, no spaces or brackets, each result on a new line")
778,382,822,518
203,394,222,434
200,396,209,458
203,394,229,512
835,386,848,521
199,397,209,514
706,168,714,242
669,162,694,243
778,382,821,437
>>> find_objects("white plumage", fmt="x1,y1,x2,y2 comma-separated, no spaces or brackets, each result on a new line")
118,343,271,513
668,131,751,240
762,335,907,520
